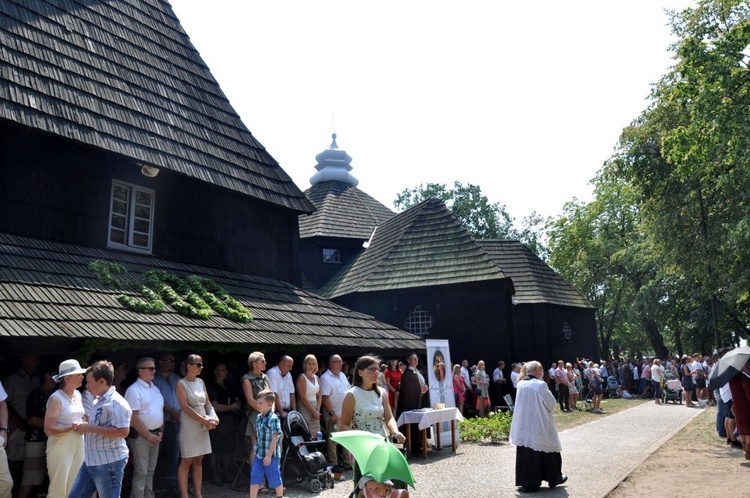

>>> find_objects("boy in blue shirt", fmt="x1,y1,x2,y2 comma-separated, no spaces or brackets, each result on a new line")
250,389,285,498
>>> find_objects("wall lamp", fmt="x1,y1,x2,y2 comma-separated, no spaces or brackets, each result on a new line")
140,164,160,177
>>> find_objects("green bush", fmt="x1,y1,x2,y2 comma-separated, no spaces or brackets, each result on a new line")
458,410,513,444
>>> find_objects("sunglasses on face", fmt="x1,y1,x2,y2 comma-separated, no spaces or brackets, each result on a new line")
190,362,204,368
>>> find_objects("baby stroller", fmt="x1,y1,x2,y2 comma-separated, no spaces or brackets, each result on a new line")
607,376,620,398
662,370,683,404
281,411,334,492
582,385,596,412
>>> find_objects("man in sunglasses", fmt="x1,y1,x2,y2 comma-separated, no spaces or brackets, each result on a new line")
125,358,164,498
153,353,181,497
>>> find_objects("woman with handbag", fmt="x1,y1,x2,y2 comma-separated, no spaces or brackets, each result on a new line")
680,355,696,407
475,361,491,417
176,354,218,498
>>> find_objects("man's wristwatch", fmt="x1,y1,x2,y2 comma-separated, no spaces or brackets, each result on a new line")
329,411,335,417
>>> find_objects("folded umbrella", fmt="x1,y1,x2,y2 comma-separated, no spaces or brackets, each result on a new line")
330,430,415,488
709,346,750,389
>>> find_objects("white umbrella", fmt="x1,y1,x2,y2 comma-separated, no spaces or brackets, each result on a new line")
708,346,750,389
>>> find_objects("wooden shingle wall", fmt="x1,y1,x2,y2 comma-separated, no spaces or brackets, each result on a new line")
478,239,594,309
321,198,506,298
300,181,396,240
0,0,313,212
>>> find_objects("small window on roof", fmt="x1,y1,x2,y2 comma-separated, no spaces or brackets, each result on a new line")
323,248,342,263
404,306,434,336
108,180,155,254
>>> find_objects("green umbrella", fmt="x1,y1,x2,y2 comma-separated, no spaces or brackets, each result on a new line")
330,430,415,488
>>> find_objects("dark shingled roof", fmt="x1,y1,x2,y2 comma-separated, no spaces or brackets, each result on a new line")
477,239,594,309
0,0,314,213
299,181,396,240
319,198,506,299
0,233,425,349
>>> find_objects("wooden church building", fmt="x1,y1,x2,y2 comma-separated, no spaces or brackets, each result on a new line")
299,135,599,365
0,0,424,367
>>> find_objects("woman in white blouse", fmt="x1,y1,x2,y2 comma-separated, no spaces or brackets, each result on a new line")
474,361,490,417
296,354,323,434
44,359,87,498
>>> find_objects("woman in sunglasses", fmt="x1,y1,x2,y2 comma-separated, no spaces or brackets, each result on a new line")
176,354,218,498
340,355,404,441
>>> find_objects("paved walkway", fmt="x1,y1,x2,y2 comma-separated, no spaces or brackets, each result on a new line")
202,402,705,498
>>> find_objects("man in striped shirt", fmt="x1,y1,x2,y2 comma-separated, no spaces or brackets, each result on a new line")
69,361,132,498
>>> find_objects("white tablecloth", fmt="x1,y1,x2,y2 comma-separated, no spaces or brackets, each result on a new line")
396,407,464,430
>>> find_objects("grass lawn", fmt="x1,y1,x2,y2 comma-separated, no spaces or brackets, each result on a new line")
553,396,650,432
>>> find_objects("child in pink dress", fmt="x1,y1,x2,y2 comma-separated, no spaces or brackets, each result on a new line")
358,476,410,498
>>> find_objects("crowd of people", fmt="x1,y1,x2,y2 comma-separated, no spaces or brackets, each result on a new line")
0,351,432,498
539,354,720,412
1,348,747,497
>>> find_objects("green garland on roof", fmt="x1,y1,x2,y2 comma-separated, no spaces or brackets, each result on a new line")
88,260,130,290
144,270,213,320
186,276,253,323
117,286,165,314
88,260,252,323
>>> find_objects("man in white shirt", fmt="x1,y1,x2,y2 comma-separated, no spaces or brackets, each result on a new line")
548,363,558,398
125,357,164,498
651,359,665,404
320,355,351,471
0,380,13,497
492,361,506,407
266,356,296,419
510,363,520,389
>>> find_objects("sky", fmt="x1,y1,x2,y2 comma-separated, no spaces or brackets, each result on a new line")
170,0,695,225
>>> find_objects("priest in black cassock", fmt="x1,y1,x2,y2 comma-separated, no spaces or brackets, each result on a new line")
509,360,567,492
395,352,428,451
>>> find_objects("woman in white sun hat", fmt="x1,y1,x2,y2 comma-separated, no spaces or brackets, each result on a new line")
44,359,87,498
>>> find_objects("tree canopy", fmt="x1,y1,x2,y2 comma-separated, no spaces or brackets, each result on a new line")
393,1,750,358
549,0,750,357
